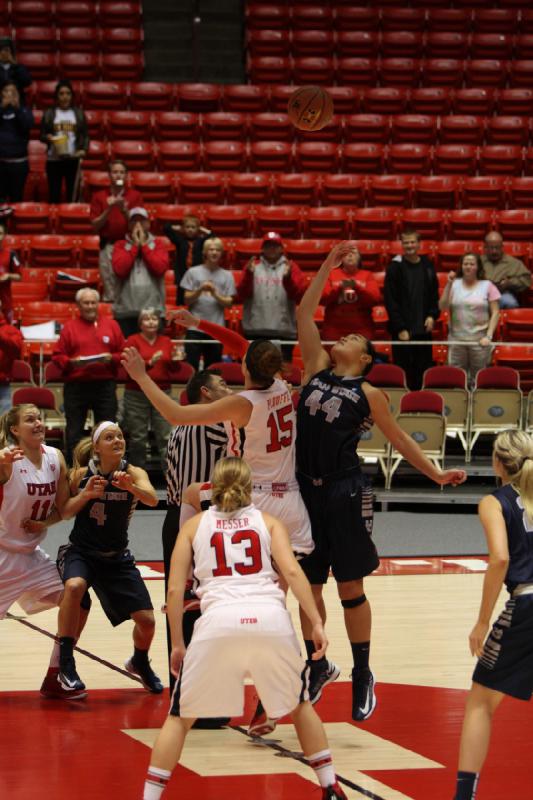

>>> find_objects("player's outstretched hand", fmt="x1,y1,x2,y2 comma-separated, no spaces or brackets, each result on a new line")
170,643,186,677
111,471,134,492
310,621,328,660
436,468,467,486
171,308,200,329
469,620,489,658
84,475,107,499
121,347,147,381
0,446,25,465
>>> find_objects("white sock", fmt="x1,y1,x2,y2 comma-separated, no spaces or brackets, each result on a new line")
48,637,60,668
179,502,197,526
143,766,171,800
307,749,336,788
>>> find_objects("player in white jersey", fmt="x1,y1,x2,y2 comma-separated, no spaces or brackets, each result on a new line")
0,403,106,699
141,457,347,800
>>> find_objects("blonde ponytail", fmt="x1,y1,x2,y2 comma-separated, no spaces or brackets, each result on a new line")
71,437,93,472
494,430,533,523
211,457,252,513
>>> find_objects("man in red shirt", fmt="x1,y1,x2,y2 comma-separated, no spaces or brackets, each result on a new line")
321,247,380,344
0,298,22,412
90,160,143,303
52,287,125,462
0,219,21,322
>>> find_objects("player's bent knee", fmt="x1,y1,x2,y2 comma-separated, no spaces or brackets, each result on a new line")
133,609,156,629
64,578,88,599
341,593,367,609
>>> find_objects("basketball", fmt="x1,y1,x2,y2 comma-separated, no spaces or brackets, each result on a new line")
287,86,334,132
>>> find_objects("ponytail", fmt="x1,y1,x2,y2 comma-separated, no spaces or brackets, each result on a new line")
493,430,533,523
211,457,252,513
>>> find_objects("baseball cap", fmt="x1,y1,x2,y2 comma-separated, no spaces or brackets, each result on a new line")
129,207,149,220
262,231,283,246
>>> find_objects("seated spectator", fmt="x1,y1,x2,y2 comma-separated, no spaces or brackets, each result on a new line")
40,80,89,204
112,207,168,338
237,231,306,363
0,218,20,322
180,237,235,370
0,38,32,105
384,230,439,390
439,252,500,388
0,298,23,413
481,232,532,310
122,307,174,472
90,159,143,302
163,214,212,303
0,82,33,203
321,246,380,343
51,287,125,462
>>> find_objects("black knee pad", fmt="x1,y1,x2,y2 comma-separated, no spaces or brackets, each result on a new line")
80,591,92,611
341,593,367,609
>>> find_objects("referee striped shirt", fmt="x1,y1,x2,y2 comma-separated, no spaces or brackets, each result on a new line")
166,423,228,507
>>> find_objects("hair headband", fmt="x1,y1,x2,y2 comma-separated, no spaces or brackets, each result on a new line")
92,421,117,444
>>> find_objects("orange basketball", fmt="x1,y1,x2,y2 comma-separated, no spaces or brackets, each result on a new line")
287,86,334,132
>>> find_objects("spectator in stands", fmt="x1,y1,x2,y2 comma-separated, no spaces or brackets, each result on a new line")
237,231,306,363
384,229,439,390
163,214,212,303
0,298,23,413
439,252,500,389
0,218,20,322
481,232,532,310
52,287,124,462
90,159,143,303
122,307,173,472
0,38,32,105
40,80,89,204
0,82,33,203
180,238,235,370
112,207,168,339
321,246,380,344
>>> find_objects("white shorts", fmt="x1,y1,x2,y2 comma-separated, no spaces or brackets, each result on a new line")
252,489,314,556
172,603,309,719
0,546,64,619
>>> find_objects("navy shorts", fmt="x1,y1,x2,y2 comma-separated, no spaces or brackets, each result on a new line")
297,471,379,584
58,544,153,627
473,593,533,701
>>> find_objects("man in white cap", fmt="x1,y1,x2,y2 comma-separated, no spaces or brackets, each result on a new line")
237,231,306,363
112,207,169,338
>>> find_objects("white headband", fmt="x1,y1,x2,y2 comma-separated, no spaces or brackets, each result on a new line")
92,421,117,443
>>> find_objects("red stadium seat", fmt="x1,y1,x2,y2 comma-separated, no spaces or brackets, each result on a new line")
56,203,93,234
203,141,247,171
232,238,262,269
82,170,110,198
470,34,513,60
344,114,390,144
381,8,426,32
509,61,533,89
249,56,291,84
99,2,142,26
324,86,359,114
59,53,100,80
321,174,366,207
335,5,380,31
148,204,202,235
336,31,379,59
11,1,53,25
435,241,476,272
129,82,175,111
107,111,152,141
387,144,431,175
83,81,128,110
246,4,290,31
249,141,292,172
272,173,319,206
76,235,100,268
157,142,201,171
508,177,533,208
82,140,109,171
360,87,408,115
342,143,384,174
379,58,421,88
452,88,495,116
433,145,478,175
247,30,290,58
268,84,299,113
110,141,154,170
18,53,57,80
461,177,508,210
255,205,301,238
34,80,71,108
352,240,386,272
352,208,397,240
11,203,53,233
425,32,468,59
293,57,335,86
466,60,508,89
202,112,247,141
479,145,523,176
295,115,342,145
177,83,221,112
15,27,57,53
409,87,452,115
497,89,533,117
391,115,437,145
56,2,97,25
59,26,100,53
284,239,333,271
427,9,472,34
336,58,378,87
523,10,533,35
129,172,173,203
153,112,199,141
292,5,333,31
439,115,485,146
515,35,533,61
204,205,253,237
447,210,493,240
101,53,143,81
414,176,461,209
304,207,350,239
422,59,464,88
177,172,225,204
27,235,77,268
294,142,339,173
486,116,530,146
101,27,143,53
401,209,446,239
496,210,533,242
84,110,106,140
222,84,269,112
367,175,412,207
227,173,271,204
381,31,423,59
472,9,519,34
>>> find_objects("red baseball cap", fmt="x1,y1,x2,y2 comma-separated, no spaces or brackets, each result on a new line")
262,231,283,246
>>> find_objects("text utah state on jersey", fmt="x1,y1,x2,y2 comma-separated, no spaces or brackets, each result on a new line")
309,376,365,403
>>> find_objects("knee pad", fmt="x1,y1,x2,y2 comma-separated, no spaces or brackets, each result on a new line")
80,591,92,611
341,593,367,609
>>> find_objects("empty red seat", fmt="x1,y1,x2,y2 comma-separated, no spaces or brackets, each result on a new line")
336,31,379,59
18,53,57,80
249,56,291,84
84,110,106,139
387,144,431,174
367,175,412,207
101,53,143,81
342,143,384,174
294,142,339,173
157,142,201,171
202,112,247,141
462,177,508,209
82,140,108,171
425,32,468,60
222,84,269,113
129,82,175,111
435,241,476,272
59,53,100,80
453,88,496,116
381,8,425,32
227,173,271,204
439,115,485,146
335,5,379,31
99,2,142,26
129,172,174,203
433,145,478,175
360,87,408,114
292,5,333,31
11,1,53,25
83,81,127,110
110,140,154,170
11,202,52,233
381,32,423,59
401,209,446,240
515,35,533,61
153,112,199,141
472,9,518,34
82,170,110,198
203,141,247,171
273,173,319,206
471,34,513,60
496,210,533,242
296,115,342,145
379,58,421,88
448,210,493,240
16,27,57,53
486,116,530,146
28,235,77,268
414,176,460,209
409,87,452,115
246,4,290,30
510,61,533,89
291,31,335,58
324,86,359,114
56,1,97,25
509,177,533,208
337,58,378,87
107,111,152,141
58,26,100,53
204,205,252,237
427,9,472,34
178,172,225,204
256,205,301,238
466,60,508,89
321,174,366,207
249,141,292,172
304,207,350,239
353,208,397,240
177,83,221,113
268,84,299,113
497,89,533,117
344,114,390,144
284,239,333,271
247,29,290,58
293,57,335,86
101,27,143,53
390,114,437,145
422,59,464,88
479,145,523,176
55,203,92,234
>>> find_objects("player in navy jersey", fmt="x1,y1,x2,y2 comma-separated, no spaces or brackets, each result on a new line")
56,421,163,695
296,241,467,722
453,430,533,800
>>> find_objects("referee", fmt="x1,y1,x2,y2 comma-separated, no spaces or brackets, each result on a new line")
163,369,231,691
